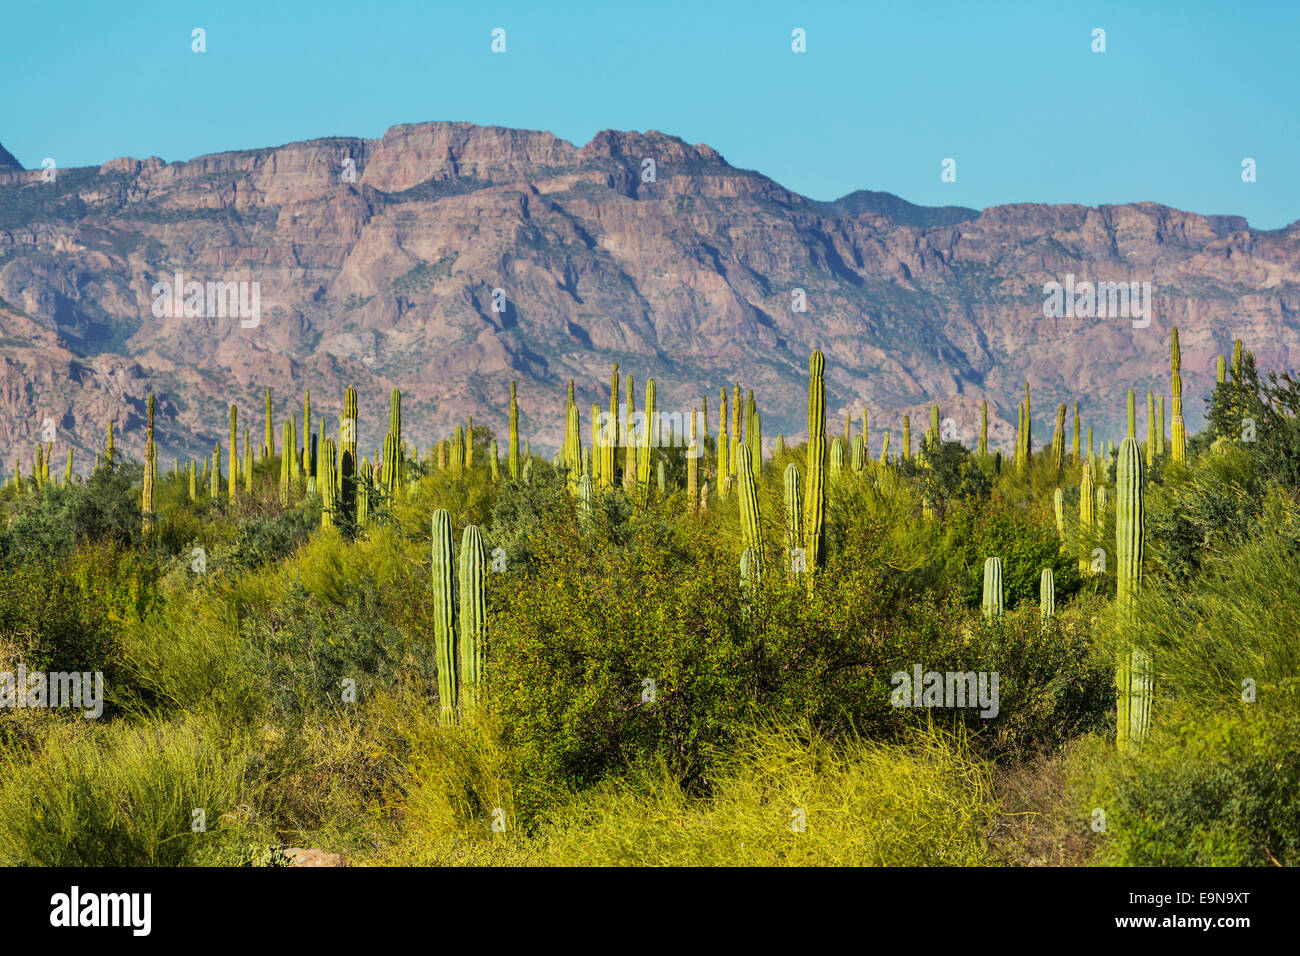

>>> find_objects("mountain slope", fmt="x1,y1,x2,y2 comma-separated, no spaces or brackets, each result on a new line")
0,120,1297,466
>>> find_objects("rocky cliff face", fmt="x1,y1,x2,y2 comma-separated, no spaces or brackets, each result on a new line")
0,122,1297,468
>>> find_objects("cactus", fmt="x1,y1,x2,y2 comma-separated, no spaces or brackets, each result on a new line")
601,367,618,488
1053,487,1065,544
880,430,890,465
356,457,372,528
280,421,291,504
106,420,115,466
623,375,637,495
736,446,763,576
902,415,911,461
851,434,865,473
1156,395,1165,459
774,434,786,459
210,443,221,499
1072,403,1081,464
1023,381,1032,460
1079,462,1096,574
188,461,196,501
302,390,312,478
1052,403,1066,473
1145,390,1156,468
381,431,401,497
320,438,339,527
142,394,156,535
1127,389,1136,440
1170,327,1186,464
749,409,762,478
716,415,729,493
784,462,803,573
829,437,844,480
979,401,988,457
981,557,1004,621
458,524,487,717
465,415,474,469
307,432,318,494
1016,401,1026,473
339,386,357,522
637,379,656,500
687,406,699,513
730,383,742,476
803,351,827,578
1115,436,1151,752
1040,568,1055,622
1096,485,1108,531
229,404,239,498
244,430,253,495
431,509,458,726
63,448,73,486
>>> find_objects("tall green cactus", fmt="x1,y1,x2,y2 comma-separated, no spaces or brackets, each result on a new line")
1079,461,1096,574
1040,568,1055,622
636,378,656,500
260,386,272,460
280,420,291,505
803,351,827,578
243,430,252,495
603,366,618,488
229,404,238,498
979,401,988,458
340,386,358,523
106,419,114,465
1127,389,1136,439
210,442,220,499
1053,487,1065,544
784,462,803,574
1170,327,1186,465
829,437,844,480
687,406,699,513
302,389,312,478
142,394,156,535
730,383,742,476
982,557,1004,621
459,524,487,717
431,508,458,726
1052,403,1066,473
508,380,521,480
1115,436,1151,752
851,434,865,473
623,375,637,495
903,415,911,461
320,437,339,527
736,446,763,578
1072,403,1081,464
357,457,372,527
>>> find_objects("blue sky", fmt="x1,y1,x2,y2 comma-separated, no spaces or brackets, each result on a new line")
2,0,1296,227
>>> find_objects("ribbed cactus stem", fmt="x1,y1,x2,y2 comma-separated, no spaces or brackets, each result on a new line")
302,390,312,478
851,434,865,473
1053,487,1065,544
280,421,291,504
902,415,911,461
1079,462,1096,574
1170,327,1186,464
357,457,372,527
637,378,656,500
979,401,988,457
803,351,827,579
981,557,1004,621
320,437,339,527
687,406,699,513
1145,391,1156,469
1127,389,1136,439
829,437,844,480
458,524,487,717
784,462,803,573
210,443,221,499
1072,404,1081,464
431,509,458,725
736,446,763,577
106,420,114,465
1115,436,1151,752
229,404,238,497
623,375,637,495
730,383,742,476
142,394,156,535
1040,568,1055,622
1052,403,1066,473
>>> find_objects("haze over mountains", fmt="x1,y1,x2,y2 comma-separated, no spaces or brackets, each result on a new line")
0,120,1297,466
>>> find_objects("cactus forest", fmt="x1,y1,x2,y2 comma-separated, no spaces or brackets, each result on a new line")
1,328,1298,869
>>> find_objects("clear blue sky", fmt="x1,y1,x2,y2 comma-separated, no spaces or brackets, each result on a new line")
2,0,1295,227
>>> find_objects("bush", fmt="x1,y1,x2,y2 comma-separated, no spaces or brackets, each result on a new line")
0,715,254,866
1089,702,1300,866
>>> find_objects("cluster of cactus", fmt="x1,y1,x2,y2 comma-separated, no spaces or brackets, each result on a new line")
431,508,489,724
1115,436,1151,751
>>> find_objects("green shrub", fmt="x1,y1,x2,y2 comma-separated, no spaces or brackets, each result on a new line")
0,715,254,866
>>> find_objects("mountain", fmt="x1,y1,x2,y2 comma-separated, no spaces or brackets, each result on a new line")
0,143,20,171
0,120,1298,467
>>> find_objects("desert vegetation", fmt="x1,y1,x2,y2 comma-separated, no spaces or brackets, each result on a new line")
0,328,1296,867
